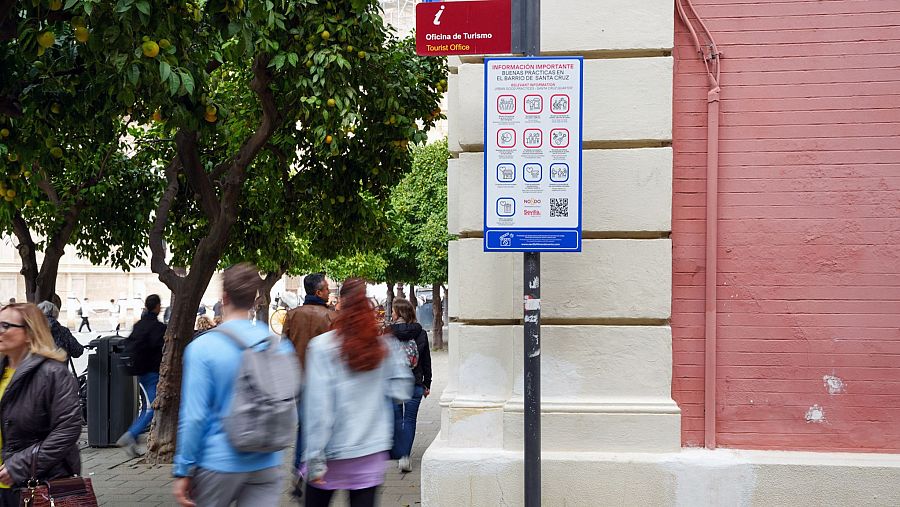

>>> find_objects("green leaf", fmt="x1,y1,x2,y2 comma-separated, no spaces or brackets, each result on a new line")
127,64,140,86
179,71,194,95
168,72,180,95
159,61,171,82
135,0,150,15
272,54,286,70
64,0,78,9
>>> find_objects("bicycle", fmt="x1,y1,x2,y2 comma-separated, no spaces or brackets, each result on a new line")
268,292,300,335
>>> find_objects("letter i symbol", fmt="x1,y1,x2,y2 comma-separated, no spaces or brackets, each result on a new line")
433,5,445,25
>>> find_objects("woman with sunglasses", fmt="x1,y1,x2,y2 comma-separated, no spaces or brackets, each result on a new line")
0,303,82,506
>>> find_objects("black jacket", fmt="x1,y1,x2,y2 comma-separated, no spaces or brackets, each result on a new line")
48,318,84,359
123,312,166,375
0,354,82,486
391,322,432,389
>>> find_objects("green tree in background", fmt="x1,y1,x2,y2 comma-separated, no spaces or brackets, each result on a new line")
387,138,450,348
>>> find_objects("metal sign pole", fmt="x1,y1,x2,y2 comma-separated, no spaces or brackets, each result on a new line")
513,2,541,505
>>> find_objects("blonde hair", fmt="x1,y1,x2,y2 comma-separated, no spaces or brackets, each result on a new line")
1,303,67,362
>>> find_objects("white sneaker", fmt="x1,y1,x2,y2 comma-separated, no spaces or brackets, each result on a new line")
115,432,140,458
398,456,412,473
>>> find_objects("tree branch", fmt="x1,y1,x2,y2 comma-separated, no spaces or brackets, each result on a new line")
34,162,60,207
150,158,184,291
217,54,280,215
175,130,220,222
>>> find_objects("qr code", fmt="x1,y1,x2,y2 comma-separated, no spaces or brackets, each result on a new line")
550,198,568,217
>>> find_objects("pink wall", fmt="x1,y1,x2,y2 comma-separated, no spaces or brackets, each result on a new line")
672,0,900,451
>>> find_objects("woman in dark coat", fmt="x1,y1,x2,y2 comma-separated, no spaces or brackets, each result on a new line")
0,303,82,507
37,301,84,360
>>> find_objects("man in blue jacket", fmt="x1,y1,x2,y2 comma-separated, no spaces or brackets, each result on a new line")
172,264,295,506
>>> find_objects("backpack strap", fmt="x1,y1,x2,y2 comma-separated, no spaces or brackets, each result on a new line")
216,327,275,350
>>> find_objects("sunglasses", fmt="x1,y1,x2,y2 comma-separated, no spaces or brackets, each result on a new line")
0,321,26,333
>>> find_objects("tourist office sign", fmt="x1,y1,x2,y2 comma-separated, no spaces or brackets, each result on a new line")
483,57,584,252
415,0,512,56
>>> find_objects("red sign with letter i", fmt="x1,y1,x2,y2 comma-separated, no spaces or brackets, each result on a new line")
415,0,512,56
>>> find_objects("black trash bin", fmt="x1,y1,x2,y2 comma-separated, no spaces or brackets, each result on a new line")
87,335,138,447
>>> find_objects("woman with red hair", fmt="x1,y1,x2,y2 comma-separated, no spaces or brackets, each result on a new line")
301,278,413,507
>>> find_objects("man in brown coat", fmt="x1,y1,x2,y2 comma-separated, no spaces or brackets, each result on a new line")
281,273,333,497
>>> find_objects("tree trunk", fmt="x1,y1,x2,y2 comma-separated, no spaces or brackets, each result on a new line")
11,211,38,302
409,283,417,308
11,209,68,303
255,270,284,324
396,283,406,300
385,282,395,324
34,248,65,303
431,282,444,350
146,272,212,462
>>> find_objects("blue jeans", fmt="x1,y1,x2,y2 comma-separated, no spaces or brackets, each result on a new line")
293,398,304,474
127,372,158,438
391,385,425,459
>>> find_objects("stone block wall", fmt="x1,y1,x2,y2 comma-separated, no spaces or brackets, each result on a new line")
425,0,678,504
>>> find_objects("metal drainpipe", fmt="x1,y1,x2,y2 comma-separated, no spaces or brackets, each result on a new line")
676,0,722,450
704,84,720,449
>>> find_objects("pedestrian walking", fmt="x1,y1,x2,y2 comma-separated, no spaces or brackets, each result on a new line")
173,263,299,507
0,303,83,507
282,273,335,497
77,297,92,332
116,295,166,457
109,298,120,331
213,299,223,319
36,301,84,361
302,278,413,507
388,297,432,473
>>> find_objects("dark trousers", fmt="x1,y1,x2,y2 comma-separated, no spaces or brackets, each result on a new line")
78,317,91,332
305,485,378,507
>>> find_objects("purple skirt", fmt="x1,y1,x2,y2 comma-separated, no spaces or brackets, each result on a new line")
301,451,389,490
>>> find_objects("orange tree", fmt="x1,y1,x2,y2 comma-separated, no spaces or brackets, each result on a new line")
124,1,444,461
2,0,444,461
0,7,161,302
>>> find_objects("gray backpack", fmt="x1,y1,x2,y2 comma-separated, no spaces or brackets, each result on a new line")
219,328,301,453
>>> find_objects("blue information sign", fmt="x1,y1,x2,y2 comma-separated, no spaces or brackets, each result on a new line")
483,57,583,252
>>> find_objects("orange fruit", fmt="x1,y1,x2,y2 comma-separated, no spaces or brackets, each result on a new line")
74,26,89,43
142,41,160,58
325,135,333,144
37,31,55,49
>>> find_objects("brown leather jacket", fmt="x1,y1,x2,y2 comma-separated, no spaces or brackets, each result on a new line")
0,354,82,486
282,303,334,371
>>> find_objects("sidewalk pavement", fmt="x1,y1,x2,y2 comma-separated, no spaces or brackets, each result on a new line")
79,348,448,506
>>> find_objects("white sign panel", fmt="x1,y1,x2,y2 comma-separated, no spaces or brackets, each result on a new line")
483,56,583,252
